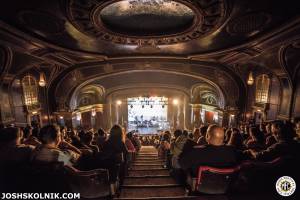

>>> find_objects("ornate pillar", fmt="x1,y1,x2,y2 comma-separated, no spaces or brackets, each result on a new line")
191,104,202,128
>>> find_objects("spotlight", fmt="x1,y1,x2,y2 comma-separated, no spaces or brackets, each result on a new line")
172,99,179,105
116,100,122,105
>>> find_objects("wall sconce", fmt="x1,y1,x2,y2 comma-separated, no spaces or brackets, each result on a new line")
116,100,122,105
76,113,81,121
172,99,179,105
247,71,254,85
39,72,46,87
91,108,96,117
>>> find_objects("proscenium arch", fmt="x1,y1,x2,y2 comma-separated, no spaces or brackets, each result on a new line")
65,69,228,111
48,58,245,112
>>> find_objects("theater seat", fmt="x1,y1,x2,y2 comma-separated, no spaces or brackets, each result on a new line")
187,166,240,195
65,166,111,198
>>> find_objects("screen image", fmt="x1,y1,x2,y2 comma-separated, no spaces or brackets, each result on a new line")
127,97,169,134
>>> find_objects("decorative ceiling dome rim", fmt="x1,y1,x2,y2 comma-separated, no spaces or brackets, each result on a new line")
67,0,228,45
91,0,202,39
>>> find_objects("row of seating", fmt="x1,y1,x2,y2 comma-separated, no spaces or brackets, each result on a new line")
0,151,137,199
185,156,299,195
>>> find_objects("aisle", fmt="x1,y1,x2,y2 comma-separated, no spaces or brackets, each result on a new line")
116,146,193,200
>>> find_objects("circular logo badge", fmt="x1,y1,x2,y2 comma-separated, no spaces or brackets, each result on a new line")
276,176,296,196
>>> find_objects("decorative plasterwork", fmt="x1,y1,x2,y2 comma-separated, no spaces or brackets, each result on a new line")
66,0,227,45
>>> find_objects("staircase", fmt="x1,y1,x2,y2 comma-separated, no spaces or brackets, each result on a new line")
116,146,193,200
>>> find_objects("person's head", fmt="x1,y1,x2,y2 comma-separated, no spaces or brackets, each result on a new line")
0,127,22,145
206,125,224,146
182,130,188,137
250,126,265,143
193,128,200,140
277,121,296,141
271,120,284,135
39,125,61,146
173,129,182,139
224,129,232,143
98,128,106,137
23,125,33,139
200,126,208,137
228,130,244,148
266,123,272,134
82,131,94,145
162,133,170,142
109,124,125,144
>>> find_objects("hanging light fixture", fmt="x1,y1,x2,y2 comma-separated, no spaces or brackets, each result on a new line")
247,71,254,85
39,72,46,87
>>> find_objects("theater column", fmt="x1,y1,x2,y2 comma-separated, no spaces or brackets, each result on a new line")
191,104,201,128
92,105,104,130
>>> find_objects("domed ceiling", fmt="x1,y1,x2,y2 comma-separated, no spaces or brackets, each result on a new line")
67,0,226,45
0,0,298,56
99,0,195,37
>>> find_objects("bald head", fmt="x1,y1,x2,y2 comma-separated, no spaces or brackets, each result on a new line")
206,125,224,146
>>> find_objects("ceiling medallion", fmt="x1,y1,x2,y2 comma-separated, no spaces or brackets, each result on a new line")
67,0,227,45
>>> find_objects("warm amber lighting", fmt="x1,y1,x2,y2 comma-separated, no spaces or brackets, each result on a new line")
117,100,122,105
247,71,254,85
172,99,179,105
91,108,96,117
39,72,46,87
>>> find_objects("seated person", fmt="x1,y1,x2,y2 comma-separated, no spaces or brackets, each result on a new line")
31,125,80,166
0,127,34,163
246,126,266,151
180,128,201,155
158,133,171,159
248,121,300,161
197,126,208,145
81,131,99,154
94,128,107,151
179,125,239,176
265,122,277,147
22,125,41,146
227,128,246,151
125,132,136,152
170,130,187,169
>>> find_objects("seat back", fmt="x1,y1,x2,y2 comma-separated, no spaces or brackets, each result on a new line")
67,168,111,198
196,166,239,194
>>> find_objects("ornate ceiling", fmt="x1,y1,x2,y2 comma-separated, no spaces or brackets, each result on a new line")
1,0,300,115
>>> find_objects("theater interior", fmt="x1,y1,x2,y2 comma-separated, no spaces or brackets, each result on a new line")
0,0,300,199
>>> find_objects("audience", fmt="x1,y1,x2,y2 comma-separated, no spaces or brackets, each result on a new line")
0,119,299,193
179,125,239,175
248,121,299,161
31,125,80,166
0,127,34,163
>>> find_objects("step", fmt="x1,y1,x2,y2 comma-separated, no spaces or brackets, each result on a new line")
131,165,164,170
118,185,186,198
134,161,164,165
135,158,163,161
123,176,177,185
128,169,169,176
